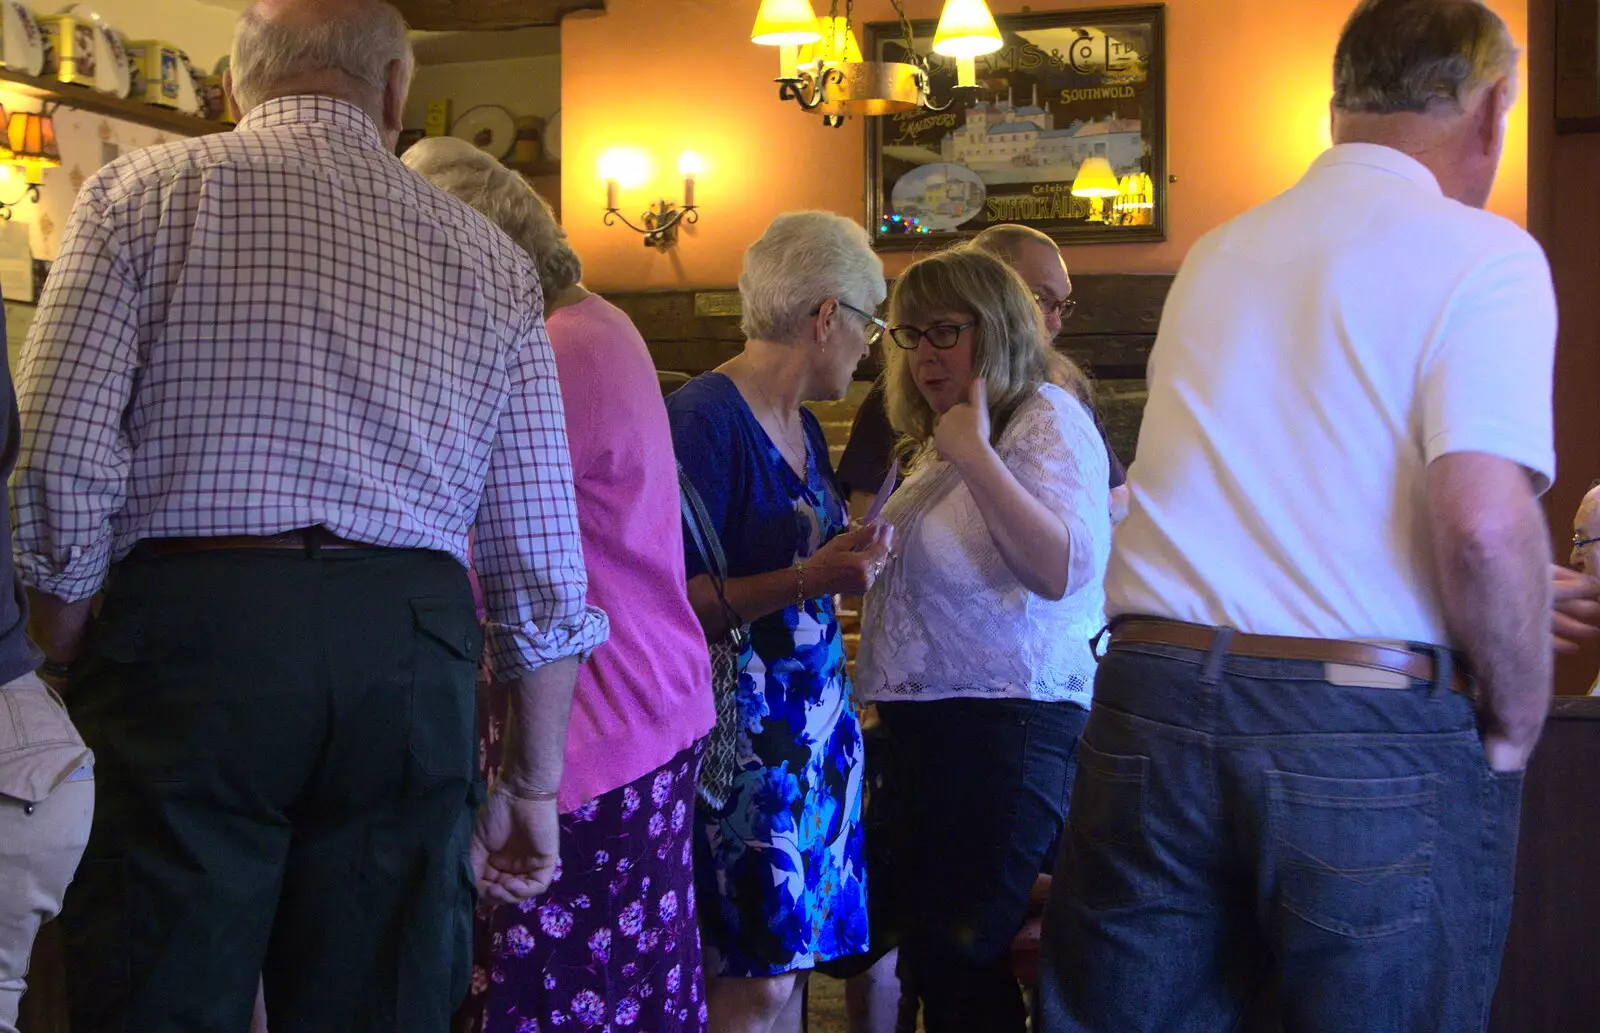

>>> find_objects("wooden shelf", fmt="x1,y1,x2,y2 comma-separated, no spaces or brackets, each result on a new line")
0,67,228,137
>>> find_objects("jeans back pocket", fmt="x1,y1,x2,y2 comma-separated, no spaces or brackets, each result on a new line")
1265,769,1439,938
1065,738,1163,910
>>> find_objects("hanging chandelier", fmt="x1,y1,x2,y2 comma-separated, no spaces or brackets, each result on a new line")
750,0,1003,128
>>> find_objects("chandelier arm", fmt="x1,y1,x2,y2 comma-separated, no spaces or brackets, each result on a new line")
916,68,957,111
889,0,921,67
777,66,845,111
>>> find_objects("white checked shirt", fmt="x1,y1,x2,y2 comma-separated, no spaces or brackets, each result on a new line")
12,96,608,675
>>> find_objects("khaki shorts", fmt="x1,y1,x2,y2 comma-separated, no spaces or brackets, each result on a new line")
0,671,94,1033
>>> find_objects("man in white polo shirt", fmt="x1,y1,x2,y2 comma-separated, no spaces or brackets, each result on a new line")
1040,2,1555,1031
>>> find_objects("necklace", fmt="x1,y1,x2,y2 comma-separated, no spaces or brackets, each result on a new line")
746,369,809,475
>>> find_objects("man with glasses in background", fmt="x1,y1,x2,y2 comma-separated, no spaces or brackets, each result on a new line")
1560,483,1600,690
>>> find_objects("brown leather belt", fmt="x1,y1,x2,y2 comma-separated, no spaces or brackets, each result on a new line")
1108,618,1473,695
137,527,380,557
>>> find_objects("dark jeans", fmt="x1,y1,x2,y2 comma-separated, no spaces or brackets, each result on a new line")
1040,639,1525,1033
878,697,1089,1033
60,546,482,1033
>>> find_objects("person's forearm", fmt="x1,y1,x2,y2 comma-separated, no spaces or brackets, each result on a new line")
955,447,1073,600
1432,492,1552,759
26,588,95,665
498,655,581,794
688,569,803,639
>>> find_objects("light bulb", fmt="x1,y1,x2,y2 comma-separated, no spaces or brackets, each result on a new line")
598,147,650,190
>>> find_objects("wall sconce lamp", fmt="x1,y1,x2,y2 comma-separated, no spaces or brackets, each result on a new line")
601,147,703,251
0,105,59,220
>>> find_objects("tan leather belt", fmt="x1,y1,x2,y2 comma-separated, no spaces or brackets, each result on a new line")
138,527,380,557
1108,618,1473,695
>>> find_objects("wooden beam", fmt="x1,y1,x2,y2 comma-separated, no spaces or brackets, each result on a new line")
391,0,604,30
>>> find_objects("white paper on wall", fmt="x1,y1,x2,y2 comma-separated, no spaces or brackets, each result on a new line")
0,218,32,302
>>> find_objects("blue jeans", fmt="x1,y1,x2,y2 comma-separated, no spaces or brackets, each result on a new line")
1039,639,1524,1033
879,698,1089,1033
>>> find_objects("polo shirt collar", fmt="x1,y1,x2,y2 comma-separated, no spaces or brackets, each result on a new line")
1310,143,1443,197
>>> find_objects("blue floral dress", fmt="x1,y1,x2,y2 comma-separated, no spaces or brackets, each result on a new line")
667,372,869,978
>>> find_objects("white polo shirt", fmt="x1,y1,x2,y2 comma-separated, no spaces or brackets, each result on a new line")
1106,144,1557,644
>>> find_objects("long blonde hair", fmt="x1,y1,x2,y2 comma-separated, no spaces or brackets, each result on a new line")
884,246,1087,462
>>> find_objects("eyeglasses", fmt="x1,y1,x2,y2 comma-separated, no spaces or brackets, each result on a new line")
888,322,975,351
838,301,888,346
1574,532,1600,550
1033,292,1078,321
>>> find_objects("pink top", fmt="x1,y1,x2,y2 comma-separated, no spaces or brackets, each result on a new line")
542,295,714,811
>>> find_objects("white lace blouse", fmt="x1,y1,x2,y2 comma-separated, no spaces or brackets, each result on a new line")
855,383,1111,707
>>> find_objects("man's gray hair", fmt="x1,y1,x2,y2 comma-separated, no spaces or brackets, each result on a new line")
740,212,886,343
402,136,581,296
232,0,413,114
1333,0,1518,115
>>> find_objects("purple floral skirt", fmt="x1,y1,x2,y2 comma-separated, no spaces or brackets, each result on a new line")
459,739,710,1033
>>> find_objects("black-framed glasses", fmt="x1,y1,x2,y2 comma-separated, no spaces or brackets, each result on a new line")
838,301,888,345
888,322,975,350
1574,532,1600,550
1033,292,1078,321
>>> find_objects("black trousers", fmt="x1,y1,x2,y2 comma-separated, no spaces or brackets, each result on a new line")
877,697,1089,1033
59,546,482,1033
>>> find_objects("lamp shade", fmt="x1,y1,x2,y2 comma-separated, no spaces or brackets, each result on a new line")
932,0,1003,58
798,16,862,67
7,111,59,185
1070,156,1121,198
751,0,821,46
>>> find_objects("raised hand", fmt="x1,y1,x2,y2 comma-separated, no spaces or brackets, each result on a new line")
933,377,992,472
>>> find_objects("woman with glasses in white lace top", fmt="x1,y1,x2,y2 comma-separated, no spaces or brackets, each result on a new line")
854,246,1111,1033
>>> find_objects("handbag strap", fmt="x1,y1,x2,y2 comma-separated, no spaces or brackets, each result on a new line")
678,463,746,648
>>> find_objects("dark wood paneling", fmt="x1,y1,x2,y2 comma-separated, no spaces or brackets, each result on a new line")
1092,378,1150,467
614,275,1169,466
1062,274,1171,336
1554,0,1600,129
613,273,1170,384
1488,697,1600,1032
1061,334,1155,377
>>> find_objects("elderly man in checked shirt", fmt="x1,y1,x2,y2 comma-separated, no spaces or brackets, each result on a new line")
9,0,608,1029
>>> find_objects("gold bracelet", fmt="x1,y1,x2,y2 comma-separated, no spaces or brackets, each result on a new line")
794,561,807,607
495,780,558,803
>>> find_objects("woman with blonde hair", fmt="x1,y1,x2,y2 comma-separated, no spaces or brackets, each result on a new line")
855,246,1111,1033
404,136,716,1033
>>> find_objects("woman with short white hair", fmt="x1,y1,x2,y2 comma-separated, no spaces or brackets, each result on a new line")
668,211,893,1033
405,136,716,1033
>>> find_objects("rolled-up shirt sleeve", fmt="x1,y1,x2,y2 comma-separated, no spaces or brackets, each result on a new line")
11,186,140,603
473,290,610,677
